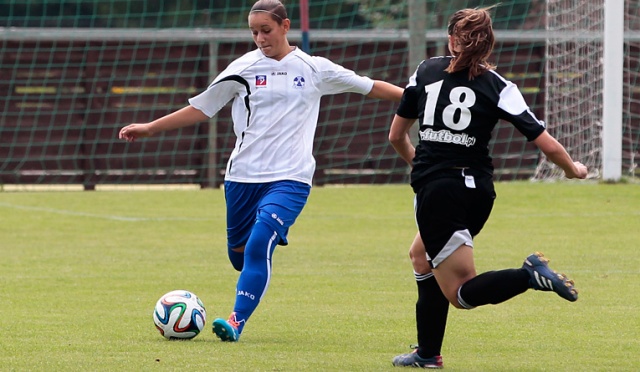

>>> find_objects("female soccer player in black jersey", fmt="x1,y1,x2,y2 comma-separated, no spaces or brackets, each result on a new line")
389,7,588,368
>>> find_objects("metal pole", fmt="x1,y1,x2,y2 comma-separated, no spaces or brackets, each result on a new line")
408,0,427,72
206,41,219,188
602,0,624,181
408,0,427,149
299,0,310,53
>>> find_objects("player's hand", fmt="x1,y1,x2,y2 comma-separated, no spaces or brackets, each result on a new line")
566,161,588,179
119,123,153,142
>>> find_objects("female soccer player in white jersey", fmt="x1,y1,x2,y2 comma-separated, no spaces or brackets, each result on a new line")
119,0,403,342
388,7,588,368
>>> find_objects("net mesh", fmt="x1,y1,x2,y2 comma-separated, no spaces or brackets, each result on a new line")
536,0,604,179
625,1,640,178
537,0,640,180
1,1,636,188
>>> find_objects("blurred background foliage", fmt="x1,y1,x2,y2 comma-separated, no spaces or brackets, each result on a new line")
0,0,546,30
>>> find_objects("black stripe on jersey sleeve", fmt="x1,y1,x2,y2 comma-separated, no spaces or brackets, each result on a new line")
212,75,252,126
212,75,252,176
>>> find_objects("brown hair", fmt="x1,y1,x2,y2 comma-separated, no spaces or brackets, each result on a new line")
445,7,496,80
250,0,288,25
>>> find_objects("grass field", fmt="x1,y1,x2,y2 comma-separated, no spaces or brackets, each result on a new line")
0,182,638,371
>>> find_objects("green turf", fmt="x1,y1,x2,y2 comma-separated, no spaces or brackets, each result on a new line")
0,183,638,371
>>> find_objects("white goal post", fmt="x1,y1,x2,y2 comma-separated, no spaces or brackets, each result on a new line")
602,0,624,181
539,0,637,182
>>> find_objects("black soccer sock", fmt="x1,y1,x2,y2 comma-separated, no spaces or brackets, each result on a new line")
457,268,530,308
415,272,449,359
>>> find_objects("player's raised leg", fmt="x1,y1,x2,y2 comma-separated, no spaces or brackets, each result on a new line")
213,180,310,342
522,252,578,302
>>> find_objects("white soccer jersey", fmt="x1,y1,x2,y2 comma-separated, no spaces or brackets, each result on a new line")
189,47,374,185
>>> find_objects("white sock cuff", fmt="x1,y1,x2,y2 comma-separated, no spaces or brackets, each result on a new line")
457,285,476,310
414,271,434,282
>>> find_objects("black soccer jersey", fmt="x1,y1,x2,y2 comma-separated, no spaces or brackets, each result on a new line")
396,56,546,189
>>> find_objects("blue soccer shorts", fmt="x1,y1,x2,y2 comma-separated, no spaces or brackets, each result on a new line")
224,180,311,249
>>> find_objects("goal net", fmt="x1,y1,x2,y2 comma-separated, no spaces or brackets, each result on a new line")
625,1,640,180
537,0,640,180
2,1,636,188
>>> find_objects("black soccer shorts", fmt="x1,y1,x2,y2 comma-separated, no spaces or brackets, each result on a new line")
414,168,496,268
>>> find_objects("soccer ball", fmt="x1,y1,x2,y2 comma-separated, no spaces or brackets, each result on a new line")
153,290,206,340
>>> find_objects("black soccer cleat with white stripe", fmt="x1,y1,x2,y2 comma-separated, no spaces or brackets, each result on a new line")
522,252,578,302
392,346,443,369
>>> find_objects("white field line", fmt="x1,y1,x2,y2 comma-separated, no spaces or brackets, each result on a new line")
495,211,640,218
0,202,211,222
1,201,637,222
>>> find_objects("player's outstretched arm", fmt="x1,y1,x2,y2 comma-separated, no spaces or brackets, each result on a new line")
533,130,588,179
367,80,404,102
119,105,209,142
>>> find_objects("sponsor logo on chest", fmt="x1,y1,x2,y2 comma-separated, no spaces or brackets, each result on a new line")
256,72,306,89
255,75,267,87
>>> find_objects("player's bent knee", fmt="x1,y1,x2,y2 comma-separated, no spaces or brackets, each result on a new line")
448,293,472,310
228,247,245,272
228,256,244,272
438,285,474,310
444,292,467,309
409,248,430,273
451,301,471,310
255,210,288,244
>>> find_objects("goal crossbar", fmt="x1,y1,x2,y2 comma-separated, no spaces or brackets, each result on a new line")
4,27,640,43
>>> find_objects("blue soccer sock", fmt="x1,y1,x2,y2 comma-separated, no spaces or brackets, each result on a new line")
227,247,244,272
232,220,278,334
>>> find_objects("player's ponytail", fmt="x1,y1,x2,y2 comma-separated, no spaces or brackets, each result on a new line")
445,7,496,80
